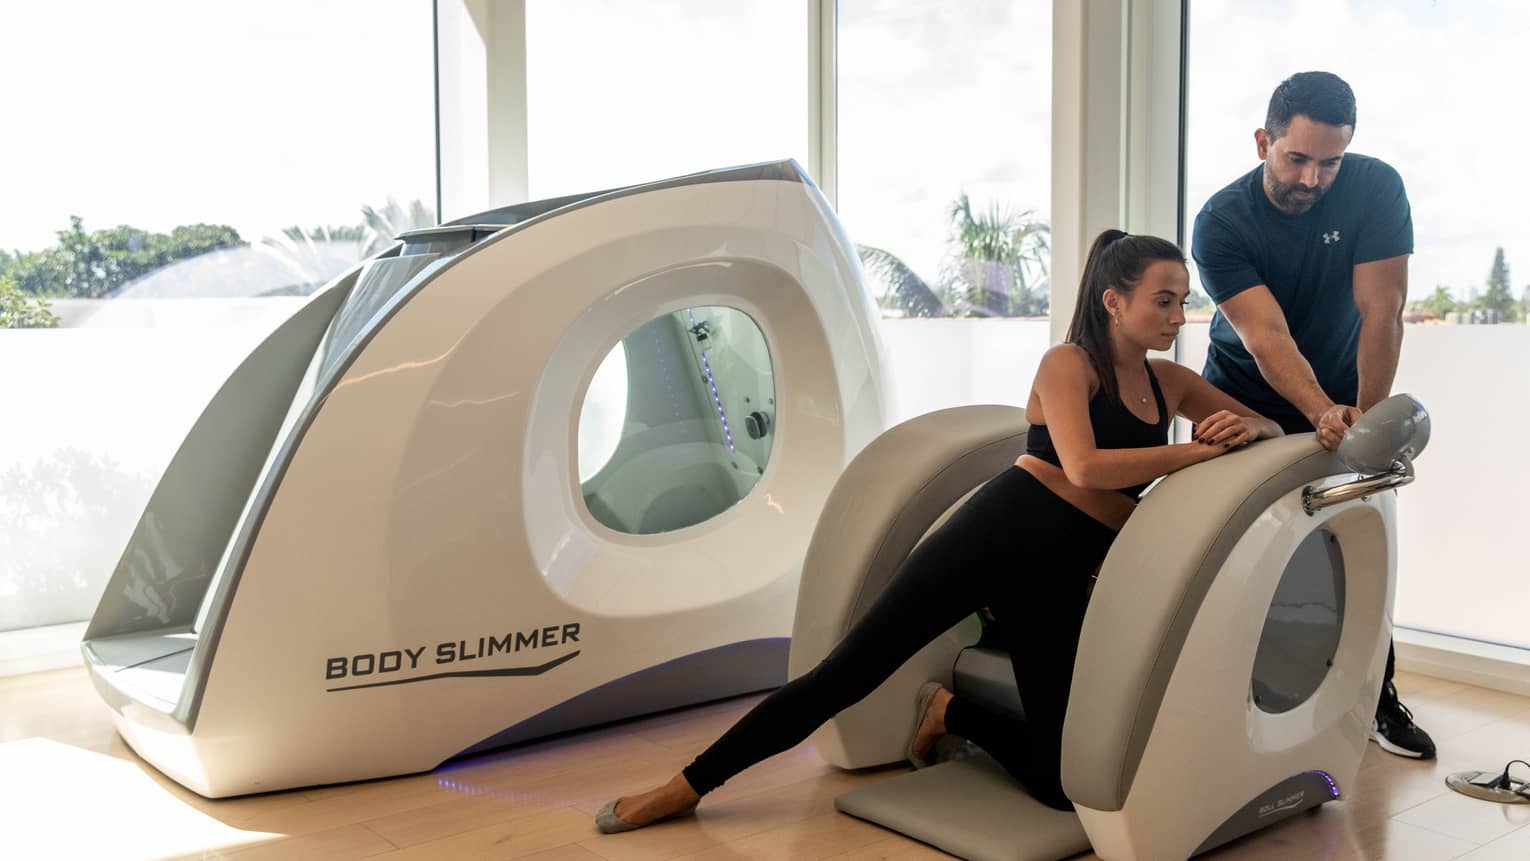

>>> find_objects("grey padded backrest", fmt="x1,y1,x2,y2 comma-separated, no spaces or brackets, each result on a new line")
1062,434,1342,812
789,404,1029,679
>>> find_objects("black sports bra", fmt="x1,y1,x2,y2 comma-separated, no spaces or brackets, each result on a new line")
1025,360,1170,499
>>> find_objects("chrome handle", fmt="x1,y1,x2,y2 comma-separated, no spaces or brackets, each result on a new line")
1302,455,1415,515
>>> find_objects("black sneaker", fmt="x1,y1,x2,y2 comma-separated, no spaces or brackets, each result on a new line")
1372,681,1436,759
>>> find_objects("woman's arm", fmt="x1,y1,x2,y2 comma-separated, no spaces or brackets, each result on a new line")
1035,347,1222,491
1153,359,1283,444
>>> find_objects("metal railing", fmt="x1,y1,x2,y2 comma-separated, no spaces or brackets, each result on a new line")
1302,456,1416,515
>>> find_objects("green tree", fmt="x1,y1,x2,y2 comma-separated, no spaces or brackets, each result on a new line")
1521,285,1530,323
941,193,1050,317
1477,247,1517,322
9,217,243,298
1186,287,1213,314
6,247,70,297
0,274,59,328
1408,285,1458,318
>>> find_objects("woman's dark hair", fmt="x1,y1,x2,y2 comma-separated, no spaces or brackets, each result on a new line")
1065,229,1185,401
1266,71,1356,139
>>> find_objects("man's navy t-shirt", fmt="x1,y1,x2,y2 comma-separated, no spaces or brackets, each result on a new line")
1192,153,1413,431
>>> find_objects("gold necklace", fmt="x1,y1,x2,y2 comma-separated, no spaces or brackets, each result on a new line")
1118,369,1151,404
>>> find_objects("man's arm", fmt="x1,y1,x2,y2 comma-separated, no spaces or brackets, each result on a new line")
1215,285,1336,426
1353,254,1409,411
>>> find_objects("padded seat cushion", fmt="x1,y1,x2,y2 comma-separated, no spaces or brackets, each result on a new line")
953,646,1026,722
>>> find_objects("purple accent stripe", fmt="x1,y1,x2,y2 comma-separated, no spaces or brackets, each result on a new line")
1305,769,1341,798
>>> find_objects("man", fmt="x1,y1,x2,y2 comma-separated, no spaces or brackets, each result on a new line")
1191,71,1435,759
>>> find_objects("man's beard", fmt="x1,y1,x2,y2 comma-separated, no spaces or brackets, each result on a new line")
1264,168,1326,214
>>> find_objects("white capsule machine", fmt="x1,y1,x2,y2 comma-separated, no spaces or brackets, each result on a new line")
799,396,1429,861
82,161,886,798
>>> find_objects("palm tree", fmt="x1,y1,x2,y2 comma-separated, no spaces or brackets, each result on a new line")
1408,285,1458,319
856,244,945,317
941,193,1050,318
280,224,365,243
360,198,436,257
262,198,438,295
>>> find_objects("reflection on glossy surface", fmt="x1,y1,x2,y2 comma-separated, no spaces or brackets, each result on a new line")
1251,528,1345,714
577,342,628,483
1337,393,1430,475
578,306,774,535
0,449,156,631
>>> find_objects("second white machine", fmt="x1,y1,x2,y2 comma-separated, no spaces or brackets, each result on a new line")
82,161,887,798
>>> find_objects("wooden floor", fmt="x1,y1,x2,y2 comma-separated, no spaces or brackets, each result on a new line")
4,668,1529,860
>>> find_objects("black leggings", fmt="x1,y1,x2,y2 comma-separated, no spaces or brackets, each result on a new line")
682,466,1118,810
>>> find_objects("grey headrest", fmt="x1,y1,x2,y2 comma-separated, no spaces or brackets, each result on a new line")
1337,393,1430,474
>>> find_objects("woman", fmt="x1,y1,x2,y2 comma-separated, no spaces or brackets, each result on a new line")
596,229,1282,832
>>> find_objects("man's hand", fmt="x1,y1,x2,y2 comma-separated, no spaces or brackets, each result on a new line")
1316,404,1362,451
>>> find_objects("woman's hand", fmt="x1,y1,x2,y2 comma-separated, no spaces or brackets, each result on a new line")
1193,410,1260,450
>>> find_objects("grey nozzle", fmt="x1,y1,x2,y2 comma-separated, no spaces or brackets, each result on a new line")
1337,393,1430,475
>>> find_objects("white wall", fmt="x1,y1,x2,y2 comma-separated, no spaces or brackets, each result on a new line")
876,319,1051,424
0,314,1045,633
6,315,1522,651
1179,322,1530,650
0,303,301,631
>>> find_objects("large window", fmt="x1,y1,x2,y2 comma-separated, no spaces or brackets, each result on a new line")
0,1,436,632
838,0,1053,423
1183,0,1530,649
578,307,776,535
525,1,809,199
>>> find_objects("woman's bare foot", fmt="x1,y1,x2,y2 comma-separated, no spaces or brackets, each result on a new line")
910,686,953,764
611,773,701,827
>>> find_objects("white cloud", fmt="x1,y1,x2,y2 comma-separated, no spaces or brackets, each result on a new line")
525,0,808,199
4,0,1522,302
836,1,1053,283
0,0,436,253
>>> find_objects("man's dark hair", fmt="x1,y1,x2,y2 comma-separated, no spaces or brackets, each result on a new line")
1265,71,1356,139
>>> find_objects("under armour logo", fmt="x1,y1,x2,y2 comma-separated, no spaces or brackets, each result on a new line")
1322,230,1342,244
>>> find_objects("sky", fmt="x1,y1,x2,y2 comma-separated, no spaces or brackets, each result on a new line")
837,0,1053,286
524,1,808,200
0,1,437,255
1,0,1525,302
1185,0,1530,301
838,0,1530,303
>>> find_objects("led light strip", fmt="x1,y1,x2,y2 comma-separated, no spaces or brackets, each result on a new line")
1305,769,1341,798
688,308,735,453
